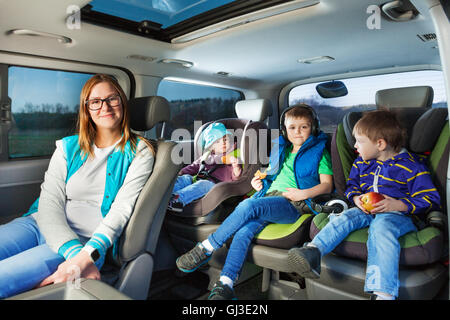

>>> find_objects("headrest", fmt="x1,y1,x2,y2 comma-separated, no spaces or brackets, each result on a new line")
128,96,170,131
409,108,448,153
235,99,273,121
342,111,363,148
376,86,434,109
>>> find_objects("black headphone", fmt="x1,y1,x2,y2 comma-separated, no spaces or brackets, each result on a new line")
280,104,320,138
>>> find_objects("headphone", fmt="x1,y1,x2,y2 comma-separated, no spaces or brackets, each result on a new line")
280,104,320,138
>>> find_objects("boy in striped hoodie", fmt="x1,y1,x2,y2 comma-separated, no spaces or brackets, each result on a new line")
288,110,440,300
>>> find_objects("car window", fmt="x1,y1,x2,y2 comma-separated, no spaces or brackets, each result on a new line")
8,66,93,158
155,79,243,140
289,70,448,134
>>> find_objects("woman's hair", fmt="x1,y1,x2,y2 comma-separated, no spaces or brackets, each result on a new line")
77,74,155,157
353,109,407,152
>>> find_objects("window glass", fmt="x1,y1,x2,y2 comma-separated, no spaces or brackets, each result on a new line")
8,66,93,158
156,79,243,140
88,0,235,28
289,70,447,134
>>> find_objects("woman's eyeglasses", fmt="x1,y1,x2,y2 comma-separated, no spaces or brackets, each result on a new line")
85,95,121,111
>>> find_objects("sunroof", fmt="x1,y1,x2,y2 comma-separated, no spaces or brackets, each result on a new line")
87,0,236,29
81,0,300,43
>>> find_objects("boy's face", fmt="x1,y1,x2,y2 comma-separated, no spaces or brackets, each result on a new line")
354,132,380,160
210,135,231,154
285,116,312,148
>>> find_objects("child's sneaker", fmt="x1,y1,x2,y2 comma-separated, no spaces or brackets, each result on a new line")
176,242,212,273
167,194,184,213
287,244,321,279
207,281,237,300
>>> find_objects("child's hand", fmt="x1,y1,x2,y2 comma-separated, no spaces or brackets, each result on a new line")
282,188,309,202
251,176,263,191
370,195,408,214
228,155,240,168
353,195,370,214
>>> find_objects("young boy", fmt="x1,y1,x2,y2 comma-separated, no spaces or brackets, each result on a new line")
287,110,441,300
168,122,242,212
176,104,333,299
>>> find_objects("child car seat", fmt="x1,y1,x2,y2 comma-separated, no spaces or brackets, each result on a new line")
167,99,272,225
307,88,449,299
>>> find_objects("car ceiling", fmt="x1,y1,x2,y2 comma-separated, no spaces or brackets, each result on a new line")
0,0,441,92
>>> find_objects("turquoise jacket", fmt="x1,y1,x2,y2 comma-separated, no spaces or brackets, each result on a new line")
24,135,139,265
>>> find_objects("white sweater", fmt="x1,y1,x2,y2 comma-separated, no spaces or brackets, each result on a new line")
33,138,154,258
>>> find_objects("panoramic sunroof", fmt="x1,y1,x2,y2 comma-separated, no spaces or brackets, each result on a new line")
87,0,236,29
81,0,303,43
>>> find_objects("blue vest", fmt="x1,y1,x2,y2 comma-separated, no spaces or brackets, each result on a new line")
24,135,138,256
253,132,328,199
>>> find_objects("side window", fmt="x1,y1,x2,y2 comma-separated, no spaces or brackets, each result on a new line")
156,79,243,140
8,66,93,158
289,70,448,134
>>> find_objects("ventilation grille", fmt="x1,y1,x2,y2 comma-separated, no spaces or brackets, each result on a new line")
417,33,437,42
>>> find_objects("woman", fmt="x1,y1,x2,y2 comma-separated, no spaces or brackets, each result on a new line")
0,74,155,298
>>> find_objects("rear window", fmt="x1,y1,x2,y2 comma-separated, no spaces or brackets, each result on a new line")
289,70,447,134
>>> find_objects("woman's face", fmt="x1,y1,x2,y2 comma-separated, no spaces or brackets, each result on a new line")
86,81,123,132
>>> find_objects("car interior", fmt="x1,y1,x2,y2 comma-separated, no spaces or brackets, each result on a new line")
0,0,449,301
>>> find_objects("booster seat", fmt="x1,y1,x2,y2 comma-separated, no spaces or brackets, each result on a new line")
307,87,449,299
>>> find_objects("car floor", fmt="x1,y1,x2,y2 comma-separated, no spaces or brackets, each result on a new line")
148,269,268,300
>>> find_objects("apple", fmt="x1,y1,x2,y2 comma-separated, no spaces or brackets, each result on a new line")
360,192,385,212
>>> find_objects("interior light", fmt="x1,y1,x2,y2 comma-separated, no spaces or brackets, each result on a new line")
297,56,335,64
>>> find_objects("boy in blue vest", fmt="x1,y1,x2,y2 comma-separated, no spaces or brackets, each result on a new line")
176,104,333,299
287,110,441,300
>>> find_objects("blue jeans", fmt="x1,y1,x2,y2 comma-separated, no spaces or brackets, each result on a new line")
311,207,417,297
0,216,65,299
173,174,216,206
207,196,301,282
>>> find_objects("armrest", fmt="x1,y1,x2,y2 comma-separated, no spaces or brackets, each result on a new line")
7,279,131,300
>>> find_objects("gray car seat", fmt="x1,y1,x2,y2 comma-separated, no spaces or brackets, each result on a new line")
307,106,448,300
10,96,183,300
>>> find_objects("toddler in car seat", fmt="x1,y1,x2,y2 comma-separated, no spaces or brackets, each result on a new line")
167,122,242,212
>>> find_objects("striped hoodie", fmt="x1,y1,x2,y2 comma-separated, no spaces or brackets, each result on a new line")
345,149,440,215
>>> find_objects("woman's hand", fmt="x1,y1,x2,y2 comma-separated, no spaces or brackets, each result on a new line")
370,194,408,214
282,188,309,202
251,176,263,191
37,250,100,287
